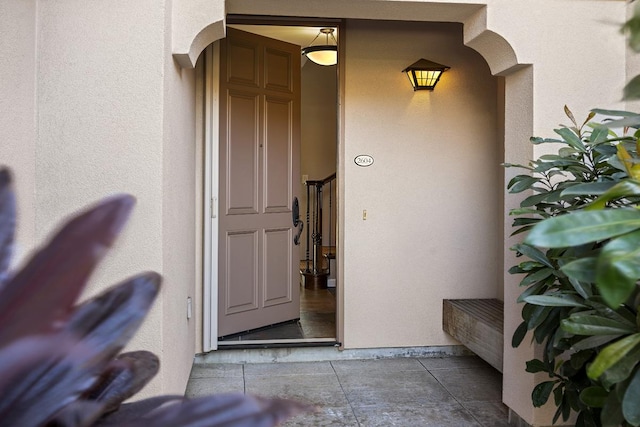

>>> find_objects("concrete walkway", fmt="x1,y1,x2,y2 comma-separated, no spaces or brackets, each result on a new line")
186,355,509,426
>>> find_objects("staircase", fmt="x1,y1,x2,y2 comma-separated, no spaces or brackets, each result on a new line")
300,173,336,289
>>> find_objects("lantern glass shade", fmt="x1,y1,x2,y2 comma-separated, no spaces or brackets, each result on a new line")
302,28,338,66
402,59,450,91
302,46,338,66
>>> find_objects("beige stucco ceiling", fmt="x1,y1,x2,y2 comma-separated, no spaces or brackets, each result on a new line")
228,24,338,48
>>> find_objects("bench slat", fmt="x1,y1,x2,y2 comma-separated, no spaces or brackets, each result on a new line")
443,299,503,373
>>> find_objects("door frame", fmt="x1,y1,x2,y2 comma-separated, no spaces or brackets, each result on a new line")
203,18,345,352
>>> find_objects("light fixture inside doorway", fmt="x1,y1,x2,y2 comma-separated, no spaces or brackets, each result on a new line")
402,59,450,91
302,28,338,66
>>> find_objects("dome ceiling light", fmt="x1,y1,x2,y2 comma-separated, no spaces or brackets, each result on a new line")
302,28,338,66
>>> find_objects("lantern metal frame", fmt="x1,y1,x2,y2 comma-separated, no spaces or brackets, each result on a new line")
402,59,450,91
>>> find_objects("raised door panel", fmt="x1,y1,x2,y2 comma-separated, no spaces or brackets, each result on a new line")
263,228,292,307
226,91,259,215
226,35,259,88
224,231,259,315
264,47,293,93
264,96,292,213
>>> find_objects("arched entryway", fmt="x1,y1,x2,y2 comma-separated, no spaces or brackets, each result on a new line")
175,2,536,423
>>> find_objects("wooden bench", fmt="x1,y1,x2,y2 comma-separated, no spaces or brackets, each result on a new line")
443,299,504,373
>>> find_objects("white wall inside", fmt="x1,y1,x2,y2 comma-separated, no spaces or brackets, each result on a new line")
300,61,338,260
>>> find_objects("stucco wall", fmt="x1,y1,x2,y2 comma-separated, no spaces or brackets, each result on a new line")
342,20,500,348
0,0,37,260
161,10,199,394
0,0,198,398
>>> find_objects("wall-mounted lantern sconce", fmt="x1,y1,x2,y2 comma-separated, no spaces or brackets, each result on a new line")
302,28,338,66
402,59,450,91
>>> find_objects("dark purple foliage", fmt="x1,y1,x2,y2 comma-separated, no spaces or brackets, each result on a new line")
0,167,311,426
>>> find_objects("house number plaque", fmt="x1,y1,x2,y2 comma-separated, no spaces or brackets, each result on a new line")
354,155,374,167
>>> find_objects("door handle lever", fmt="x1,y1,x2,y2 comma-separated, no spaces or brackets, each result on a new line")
293,197,303,245
294,222,304,245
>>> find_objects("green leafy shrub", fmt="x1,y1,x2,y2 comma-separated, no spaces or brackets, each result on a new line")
0,167,310,426
507,107,640,427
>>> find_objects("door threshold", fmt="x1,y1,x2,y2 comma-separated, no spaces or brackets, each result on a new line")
217,337,338,350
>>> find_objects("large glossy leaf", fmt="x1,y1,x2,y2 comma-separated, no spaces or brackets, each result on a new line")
508,175,540,193
596,230,640,308
533,307,561,344
117,394,313,427
64,272,161,359
530,136,562,145
523,304,553,330
580,386,608,408
0,168,15,288
523,294,586,308
622,368,640,425
532,381,556,407
517,282,548,303
512,243,554,268
602,388,625,427
588,180,640,210
599,344,640,390
555,127,586,153
560,182,617,197
525,359,548,374
589,125,610,145
624,74,640,102
561,258,597,284
525,209,640,248
519,268,554,288
587,333,640,379
600,116,640,129
520,191,556,208
0,195,135,349
592,109,640,118
512,321,528,347
588,301,637,329
562,315,637,336
568,278,593,300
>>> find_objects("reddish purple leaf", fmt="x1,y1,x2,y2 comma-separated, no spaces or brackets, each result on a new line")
0,334,105,426
48,399,106,427
64,272,161,359
86,351,160,414
95,396,184,426
0,194,135,348
118,393,314,427
0,168,15,288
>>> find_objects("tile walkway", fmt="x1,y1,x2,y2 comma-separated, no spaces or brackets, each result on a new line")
186,355,509,426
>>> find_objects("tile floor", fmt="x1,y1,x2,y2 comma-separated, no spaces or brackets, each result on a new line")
218,287,337,342
186,355,509,426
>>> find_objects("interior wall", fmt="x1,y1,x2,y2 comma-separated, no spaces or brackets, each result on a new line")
343,20,500,348
300,61,338,259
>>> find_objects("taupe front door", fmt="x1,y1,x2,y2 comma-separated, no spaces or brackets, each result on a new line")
218,28,301,337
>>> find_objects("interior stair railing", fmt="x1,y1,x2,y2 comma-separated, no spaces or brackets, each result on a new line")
302,173,336,289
